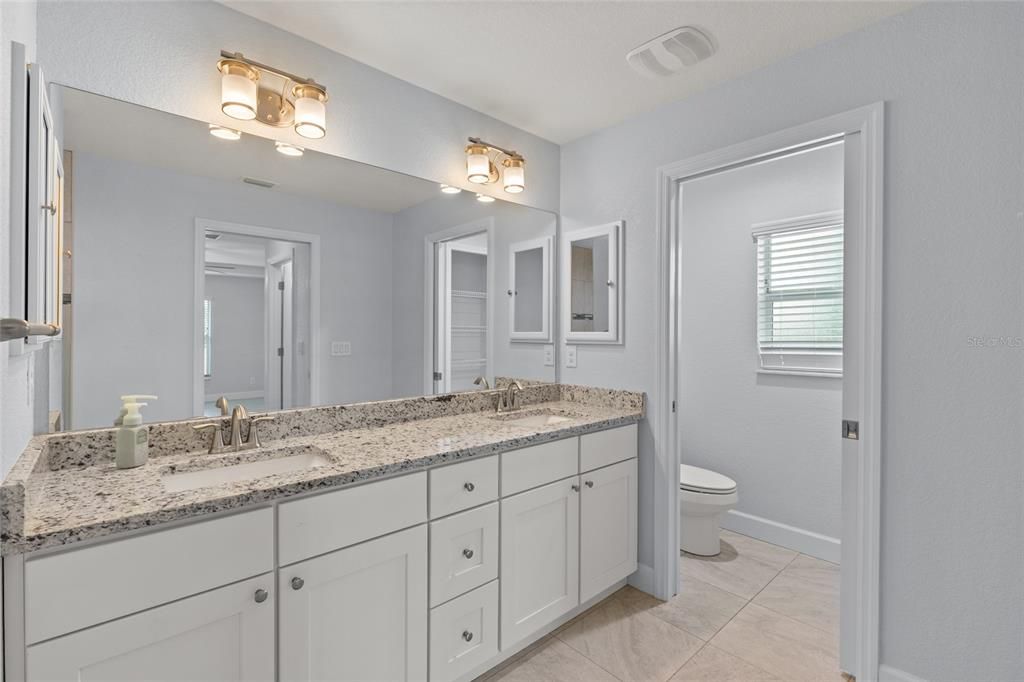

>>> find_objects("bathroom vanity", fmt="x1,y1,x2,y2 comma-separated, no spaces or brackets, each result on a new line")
1,384,642,682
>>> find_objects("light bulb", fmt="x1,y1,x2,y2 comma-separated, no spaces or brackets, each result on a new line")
466,144,492,184
293,84,327,139
503,157,525,193
219,60,259,121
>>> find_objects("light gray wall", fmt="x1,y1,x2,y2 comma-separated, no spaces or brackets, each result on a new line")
559,3,1023,678
680,142,843,540
71,150,395,428
391,193,557,398
35,0,559,212
203,274,265,398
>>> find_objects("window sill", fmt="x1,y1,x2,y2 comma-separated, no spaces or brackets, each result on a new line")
758,368,842,379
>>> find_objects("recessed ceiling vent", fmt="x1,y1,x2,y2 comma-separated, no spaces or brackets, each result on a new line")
626,26,716,78
242,176,276,188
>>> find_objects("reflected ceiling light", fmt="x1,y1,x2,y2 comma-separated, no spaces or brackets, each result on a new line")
275,141,304,157
439,184,462,194
217,50,329,139
475,193,495,203
465,137,525,194
209,124,241,140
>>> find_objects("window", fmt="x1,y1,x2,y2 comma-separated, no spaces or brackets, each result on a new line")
753,212,843,375
203,299,213,378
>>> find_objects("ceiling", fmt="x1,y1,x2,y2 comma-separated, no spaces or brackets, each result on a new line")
59,87,440,213
222,1,914,144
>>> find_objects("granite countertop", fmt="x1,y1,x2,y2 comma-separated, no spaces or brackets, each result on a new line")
1,385,643,556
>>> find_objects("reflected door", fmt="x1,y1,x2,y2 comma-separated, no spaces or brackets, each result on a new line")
434,236,489,394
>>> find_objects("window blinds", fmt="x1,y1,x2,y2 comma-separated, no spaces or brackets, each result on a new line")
754,216,843,374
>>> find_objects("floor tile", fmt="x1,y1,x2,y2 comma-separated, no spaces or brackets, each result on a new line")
680,541,785,600
753,554,840,637
617,579,747,640
558,595,704,681
719,531,799,569
484,637,618,682
669,645,779,681
710,603,839,682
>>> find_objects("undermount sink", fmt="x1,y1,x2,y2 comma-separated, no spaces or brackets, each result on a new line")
491,409,577,428
162,446,330,493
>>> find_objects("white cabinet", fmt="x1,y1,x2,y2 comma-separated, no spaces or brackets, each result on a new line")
580,458,638,603
279,525,428,682
429,580,499,682
430,502,499,606
500,477,580,649
26,574,275,682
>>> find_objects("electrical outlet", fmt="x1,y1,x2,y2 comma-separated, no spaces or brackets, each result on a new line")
331,341,352,357
565,345,577,368
543,344,554,367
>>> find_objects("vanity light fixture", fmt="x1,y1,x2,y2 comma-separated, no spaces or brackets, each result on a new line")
475,193,496,203
217,51,329,139
209,124,242,140
439,184,462,194
465,137,526,194
275,141,304,157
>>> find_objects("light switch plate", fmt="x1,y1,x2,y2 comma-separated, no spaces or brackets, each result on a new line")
331,341,352,357
565,345,577,368
543,344,554,367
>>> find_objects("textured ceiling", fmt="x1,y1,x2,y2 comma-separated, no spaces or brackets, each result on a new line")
222,1,914,143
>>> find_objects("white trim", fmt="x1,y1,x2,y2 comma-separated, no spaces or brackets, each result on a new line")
421,218,495,395
655,103,884,682
508,236,553,342
561,221,625,344
203,390,264,402
627,562,656,595
750,209,843,238
7,43,29,357
193,218,321,416
722,510,841,564
878,665,928,682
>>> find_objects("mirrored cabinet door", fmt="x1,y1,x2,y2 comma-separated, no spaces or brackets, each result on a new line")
562,222,623,344
508,236,552,342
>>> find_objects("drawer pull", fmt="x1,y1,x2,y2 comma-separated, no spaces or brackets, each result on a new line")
462,630,474,642
463,481,475,492
585,480,594,488
462,548,474,559
571,484,580,493
291,577,305,590
254,589,268,604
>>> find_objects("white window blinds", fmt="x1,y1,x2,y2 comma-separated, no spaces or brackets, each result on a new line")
753,212,843,375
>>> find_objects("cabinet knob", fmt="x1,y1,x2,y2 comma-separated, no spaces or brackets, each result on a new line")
571,484,580,493
462,630,474,642
291,577,305,590
254,589,268,603
585,480,594,488
462,548,474,559
463,482,475,492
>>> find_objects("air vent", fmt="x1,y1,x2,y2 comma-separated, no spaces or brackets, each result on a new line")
626,27,715,78
242,176,276,188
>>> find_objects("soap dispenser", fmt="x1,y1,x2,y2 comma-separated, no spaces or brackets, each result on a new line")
115,395,157,469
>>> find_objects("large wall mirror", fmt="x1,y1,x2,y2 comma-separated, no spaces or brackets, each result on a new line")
51,86,557,430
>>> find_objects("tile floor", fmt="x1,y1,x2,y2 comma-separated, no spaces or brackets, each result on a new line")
480,530,841,682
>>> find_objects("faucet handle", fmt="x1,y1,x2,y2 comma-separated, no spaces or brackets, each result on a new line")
192,422,225,454
247,415,274,447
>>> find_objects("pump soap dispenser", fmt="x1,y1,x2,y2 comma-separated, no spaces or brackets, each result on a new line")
115,395,157,469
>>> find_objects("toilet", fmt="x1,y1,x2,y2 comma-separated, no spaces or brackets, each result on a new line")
679,464,738,556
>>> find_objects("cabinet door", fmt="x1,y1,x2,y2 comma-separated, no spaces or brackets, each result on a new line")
500,477,580,649
26,574,274,682
279,525,428,682
580,458,638,603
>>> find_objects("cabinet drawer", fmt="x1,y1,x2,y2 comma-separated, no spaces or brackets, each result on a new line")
278,471,426,565
429,580,499,682
580,423,638,472
429,455,498,519
501,438,578,496
430,503,498,606
25,508,273,645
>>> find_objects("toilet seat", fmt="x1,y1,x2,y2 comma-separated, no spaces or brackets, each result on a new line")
680,464,736,495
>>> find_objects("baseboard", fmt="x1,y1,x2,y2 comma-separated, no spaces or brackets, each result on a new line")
878,664,927,682
204,391,264,402
627,562,655,595
722,510,840,563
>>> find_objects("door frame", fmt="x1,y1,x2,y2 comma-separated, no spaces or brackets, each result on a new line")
193,218,321,415
653,103,883,680
421,218,495,394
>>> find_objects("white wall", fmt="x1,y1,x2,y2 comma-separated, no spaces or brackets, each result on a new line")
71,150,395,427
35,0,559,212
680,143,843,540
203,274,265,398
559,4,1023,678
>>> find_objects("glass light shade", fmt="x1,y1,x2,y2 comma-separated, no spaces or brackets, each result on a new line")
294,89,327,139
275,141,304,157
439,184,462,194
466,145,491,184
209,124,241,140
220,68,258,121
475,193,495,203
503,159,525,193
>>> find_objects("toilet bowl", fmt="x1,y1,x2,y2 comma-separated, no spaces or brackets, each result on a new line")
679,464,738,557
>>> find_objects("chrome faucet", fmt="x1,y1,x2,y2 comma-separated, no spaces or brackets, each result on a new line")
499,380,524,413
193,407,274,454
473,376,490,390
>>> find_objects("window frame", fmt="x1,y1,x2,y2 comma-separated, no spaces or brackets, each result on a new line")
752,210,844,378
